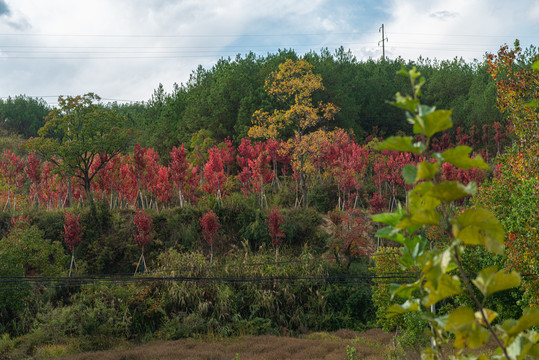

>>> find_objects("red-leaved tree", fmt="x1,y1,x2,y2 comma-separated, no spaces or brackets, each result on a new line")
63,212,82,276
169,144,189,207
0,150,25,210
329,208,373,268
133,209,152,273
155,165,172,207
267,206,285,260
25,152,42,207
200,210,220,263
203,148,227,205
249,150,274,208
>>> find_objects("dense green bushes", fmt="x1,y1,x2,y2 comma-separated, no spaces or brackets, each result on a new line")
0,198,377,356
0,222,67,335
0,247,376,355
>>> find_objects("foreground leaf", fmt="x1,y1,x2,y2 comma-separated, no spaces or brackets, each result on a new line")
424,273,462,306
474,308,498,327
413,109,452,137
451,208,505,255
390,279,422,300
472,266,521,298
386,299,421,317
506,332,539,360
427,181,475,203
416,161,439,181
445,307,490,349
442,146,490,170
372,211,404,226
402,164,417,184
507,308,539,337
376,136,424,153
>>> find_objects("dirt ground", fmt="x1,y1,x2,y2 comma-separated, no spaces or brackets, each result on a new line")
55,329,404,360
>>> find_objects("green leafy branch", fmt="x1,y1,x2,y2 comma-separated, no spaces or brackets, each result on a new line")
372,67,539,360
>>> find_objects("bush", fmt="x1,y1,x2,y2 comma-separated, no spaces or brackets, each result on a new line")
28,282,164,349
308,182,338,212
154,248,329,336
237,209,270,250
153,206,203,251
159,313,206,339
0,211,12,239
31,208,65,242
0,333,16,358
0,223,67,334
269,182,296,208
234,317,279,336
282,207,323,249
395,312,429,351
322,259,376,330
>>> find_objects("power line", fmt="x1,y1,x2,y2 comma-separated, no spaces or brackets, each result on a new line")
0,32,376,38
0,31,537,39
0,271,535,291
0,273,418,291
0,42,508,60
0,50,494,60
391,32,539,38
0,41,510,50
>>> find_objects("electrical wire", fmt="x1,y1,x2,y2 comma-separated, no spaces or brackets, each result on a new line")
0,31,537,38
0,273,417,291
0,271,534,291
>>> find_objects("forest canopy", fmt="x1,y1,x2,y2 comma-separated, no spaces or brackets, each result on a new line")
2,48,508,161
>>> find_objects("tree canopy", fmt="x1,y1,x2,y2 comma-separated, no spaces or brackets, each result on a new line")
0,95,50,138
25,93,133,205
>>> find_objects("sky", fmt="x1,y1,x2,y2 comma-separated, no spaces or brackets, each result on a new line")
1,0,539,107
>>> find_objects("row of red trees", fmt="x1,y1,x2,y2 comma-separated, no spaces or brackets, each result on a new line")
0,125,507,213
58,205,285,273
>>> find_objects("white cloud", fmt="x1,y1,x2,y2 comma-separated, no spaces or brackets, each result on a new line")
0,0,538,104
1,0,335,103
429,10,458,20
350,0,539,62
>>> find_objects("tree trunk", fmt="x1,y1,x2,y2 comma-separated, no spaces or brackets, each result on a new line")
178,188,184,208
300,160,307,209
67,179,72,208
84,178,96,216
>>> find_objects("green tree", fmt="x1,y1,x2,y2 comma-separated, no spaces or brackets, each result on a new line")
0,220,66,334
25,93,133,207
142,83,187,162
0,95,50,138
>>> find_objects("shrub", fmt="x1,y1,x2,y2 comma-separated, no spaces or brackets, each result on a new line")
154,247,328,336
308,182,338,212
159,313,206,339
282,207,323,249
0,222,67,334
237,209,270,250
320,258,376,331
0,333,16,358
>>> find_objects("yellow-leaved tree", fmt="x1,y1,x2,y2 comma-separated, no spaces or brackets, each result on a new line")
248,59,339,208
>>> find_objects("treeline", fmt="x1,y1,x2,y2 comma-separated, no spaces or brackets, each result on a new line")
0,96,49,138
112,49,503,161
1,49,504,160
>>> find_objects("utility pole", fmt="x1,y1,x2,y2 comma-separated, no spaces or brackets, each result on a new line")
378,24,388,61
